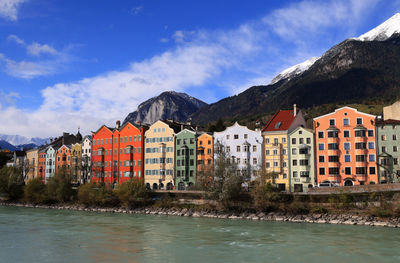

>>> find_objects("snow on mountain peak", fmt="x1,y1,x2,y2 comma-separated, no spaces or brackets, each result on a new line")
354,13,400,41
270,57,319,85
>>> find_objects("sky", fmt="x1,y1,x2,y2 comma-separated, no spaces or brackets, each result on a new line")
0,0,399,138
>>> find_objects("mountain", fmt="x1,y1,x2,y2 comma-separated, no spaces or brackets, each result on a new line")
0,134,48,146
191,13,400,125
0,140,17,151
123,91,207,125
270,57,319,85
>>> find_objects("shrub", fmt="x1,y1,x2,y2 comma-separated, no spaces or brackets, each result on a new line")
286,202,310,214
370,207,392,218
46,174,75,203
115,178,148,208
77,183,98,206
24,178,47,204
0,166,25,200
310,206,328,214
95,184,119,207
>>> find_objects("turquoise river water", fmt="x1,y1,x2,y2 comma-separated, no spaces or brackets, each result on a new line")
1,206,400,263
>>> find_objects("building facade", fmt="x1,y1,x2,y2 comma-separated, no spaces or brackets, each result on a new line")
314,107,378,186
81,136,92,183
175,129,197,190
38,148,47,181
197,133,213,174
376,119,400,183
262,106,306,191
71,143,82,183
25,148,39,181
144,120,176,190
45,146,57,182
288,127,315,192
213,122,262,181
56,145,71,175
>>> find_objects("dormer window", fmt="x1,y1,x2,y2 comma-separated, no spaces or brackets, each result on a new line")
275,122,282,129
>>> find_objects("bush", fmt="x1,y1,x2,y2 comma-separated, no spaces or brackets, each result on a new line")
286,202,310,214
115,178,149,208
310,206,328,214
77,183,98,206
0,166,25,200
46,174,75,203
371,207,392,218
78,183,119,207
24,178,47,204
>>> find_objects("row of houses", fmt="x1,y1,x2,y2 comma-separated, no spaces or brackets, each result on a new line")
13,101,400,192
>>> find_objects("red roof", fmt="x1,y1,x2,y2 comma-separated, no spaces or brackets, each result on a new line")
262,110,296,132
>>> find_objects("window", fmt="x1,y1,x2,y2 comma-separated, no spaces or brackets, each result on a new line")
299,148,308,154
329,167,339,175
226,135,230,140
344,142,350,150
282,149,287,155
345,155,351,162
319,167,325,175
328,156,339,162
355,130,366,137
394,158,398,165
273,149,278,155
283,173,287,179
369,154,375,162
356,118,363,125
306,138,311,144
292,160,297,166
328,143,338,150
234,134,239,139
244,134,248,139
299,138,304,144
394,146,398,152
292,138,296,144
318,143,324,150
329,119,335,126
343,118,349,126
226,146,231,152
265,138,270,144
237,146,241,152
345,167,351,175
282,137,286,143
300,171,309,177
328,131,338,138
319,155,325,162
393,134,398,140
318,131,324,138
265,149,270,155
292,148,297,154
382,146,386,153
274,138,279,144
282,162,287,167
300,159,309,166
252,145,257,152
243,145,249,152
344,130,350,138
368,130,374,137
293,171,298,177
369,167,376,175
266,162,270,168
253,158,257,165
356,155,366,162
381,135,386,141
356,167,367,175
355,143,366,149
273,162,278,167
368,142,375,149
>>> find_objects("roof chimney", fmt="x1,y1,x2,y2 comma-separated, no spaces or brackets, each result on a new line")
293,104,297,116
116,120,121,129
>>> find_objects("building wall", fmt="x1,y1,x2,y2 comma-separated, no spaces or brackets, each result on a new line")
383,101,400,121
81,137,92,183
262,132,289,190
71,143,82,183
213,122,262,181
56,145,71,175
45,147,56,183
92,126,114,185
314,107,378,186
197,133,213,174
376,124,400,183
288,127,315,192
175,129,197,190
25,149,38,181
144,121,175,190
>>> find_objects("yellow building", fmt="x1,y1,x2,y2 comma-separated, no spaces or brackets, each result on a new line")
71,143,82,183
262,105,305,191
144,120,184,190
25,148,39,182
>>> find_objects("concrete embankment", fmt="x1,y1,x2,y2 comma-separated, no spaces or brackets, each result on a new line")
2,202,400,228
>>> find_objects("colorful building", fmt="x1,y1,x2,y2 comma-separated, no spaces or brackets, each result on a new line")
71,143,82,183
25,148,39,181
91,121,146,186
38,147,47,181
288,126,315,192
262,105,306,191
56,145,71,175
213,122,262,181
81,135,92,183
314,106,378,186
45,146,57,182
197,133,213,175
144,120,180,190
175,129,197,190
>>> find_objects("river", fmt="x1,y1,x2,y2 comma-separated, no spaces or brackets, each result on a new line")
0,206,399,263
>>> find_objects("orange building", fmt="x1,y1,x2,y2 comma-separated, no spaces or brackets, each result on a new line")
197,133,213,174
38,148,47,181
56,145,71,175
314,107,378,186
91,121,147,186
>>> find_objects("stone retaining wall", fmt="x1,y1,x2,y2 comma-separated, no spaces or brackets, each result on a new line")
308,183,400,194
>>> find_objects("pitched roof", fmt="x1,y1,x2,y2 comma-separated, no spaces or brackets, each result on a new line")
262,110,297,132
376,119,400,125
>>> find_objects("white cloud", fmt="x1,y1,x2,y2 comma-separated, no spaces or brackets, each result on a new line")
27,42,57,56
0,0,25,21
131,6,143,16
7,34,24,45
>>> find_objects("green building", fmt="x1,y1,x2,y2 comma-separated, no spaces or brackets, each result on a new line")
376,119,400,183
288,126,316,192
175,129,197,190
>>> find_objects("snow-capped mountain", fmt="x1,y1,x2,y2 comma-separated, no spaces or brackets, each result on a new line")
270,57,320,85
354,13,400,41
0,134,48,146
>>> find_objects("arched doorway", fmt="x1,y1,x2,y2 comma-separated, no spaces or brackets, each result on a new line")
166,182,173,190
187,182,193,189
146,183,151,190
178,182,185,190
344,179,353,186
152,183,158,190
159,183,164,190
308,184,313,189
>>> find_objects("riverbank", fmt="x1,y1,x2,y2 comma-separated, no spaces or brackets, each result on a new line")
2,202,400,228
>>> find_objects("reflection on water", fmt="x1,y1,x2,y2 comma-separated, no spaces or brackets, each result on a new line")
1,206,400,263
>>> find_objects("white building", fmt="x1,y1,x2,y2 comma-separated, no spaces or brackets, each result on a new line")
213,122,262,180
45,146,57,183
81,135,92,183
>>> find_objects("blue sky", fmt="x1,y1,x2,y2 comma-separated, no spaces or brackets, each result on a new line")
0,0,399,138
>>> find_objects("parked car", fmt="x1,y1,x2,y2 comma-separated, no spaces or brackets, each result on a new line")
318,182,339,187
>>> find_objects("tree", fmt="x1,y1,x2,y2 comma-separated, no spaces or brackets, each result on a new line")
115,178,148,208
46,168,75,203
24,178,47,204
0,166,25,200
